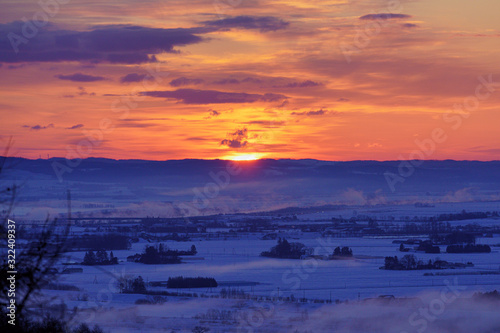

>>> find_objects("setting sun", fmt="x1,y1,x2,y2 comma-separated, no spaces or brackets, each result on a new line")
222,153,264,161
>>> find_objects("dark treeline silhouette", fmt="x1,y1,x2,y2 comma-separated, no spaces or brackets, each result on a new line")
416,241,440,253
135,295,167,305
399,243,410,252
66,233,130,251
436,210,494,221
382,255,472,270
82,250,118,265
220,288,247,299
332,246,353,257
121,276,147,293
446,244,491,253
167,276,218,289
473,290,500,301
129,243,197,264
444,231,477,245
261,238,308,259
139,244,181,264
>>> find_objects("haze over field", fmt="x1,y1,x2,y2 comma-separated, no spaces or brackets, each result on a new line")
3,157,500,219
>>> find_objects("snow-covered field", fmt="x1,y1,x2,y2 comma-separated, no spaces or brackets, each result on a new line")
39,228,499,332
57,235,500,299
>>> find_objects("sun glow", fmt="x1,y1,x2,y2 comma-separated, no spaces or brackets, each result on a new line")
223,153,264,161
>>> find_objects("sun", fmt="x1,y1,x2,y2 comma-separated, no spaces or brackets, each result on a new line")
222,153,264,161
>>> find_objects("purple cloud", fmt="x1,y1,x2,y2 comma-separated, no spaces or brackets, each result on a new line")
120,73,153,83
0,23,204,64
214,78,240,85
22,123,54,130
141,89,286,104
359,13,411,20
220,128,248,148
209,109,220,117
291,109,332,116
402,23,418,28
66,124,84,129
169,77,204,87
203,16,289,32
242,77,263,84
284,80,321,88
55,73,106,82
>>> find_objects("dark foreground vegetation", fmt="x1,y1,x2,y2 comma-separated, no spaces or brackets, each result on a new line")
0,318,104,333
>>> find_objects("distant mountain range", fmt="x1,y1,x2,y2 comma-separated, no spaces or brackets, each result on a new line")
2,157,500,218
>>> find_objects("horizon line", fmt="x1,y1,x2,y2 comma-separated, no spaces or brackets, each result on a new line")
3,156,500,163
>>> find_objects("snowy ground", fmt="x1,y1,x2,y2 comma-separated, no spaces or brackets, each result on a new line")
33,228,499,332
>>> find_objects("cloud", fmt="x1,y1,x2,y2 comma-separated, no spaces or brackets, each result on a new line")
220,128,248,148
214,78,240,85
22,124,54,130
120,73,153,83
169,77,204,87
141,89,286,104
116,121,157,128
402,23,418,28
242,77,263,84
299,54,489,104
55,73,106,82
0,23,204,64
284,80,321,88
359,13,412,20
7,64,24,70
186,137,209,141
291,108,331,116
120,117,172,121
203,15,289,32
243,120,286,128
77,87,96,96
454,33,500,37
66,124,84,129
209,109,220,117
468,147,500,154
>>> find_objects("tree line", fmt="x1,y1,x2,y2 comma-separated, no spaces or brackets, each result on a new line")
167,276,218,289
261,238,308,259
82,250,118,265
66,233,130,251
129,243,197,264
382,255,472,270
446,244,491,253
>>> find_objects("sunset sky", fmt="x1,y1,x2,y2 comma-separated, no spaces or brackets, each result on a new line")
1,0,500,161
